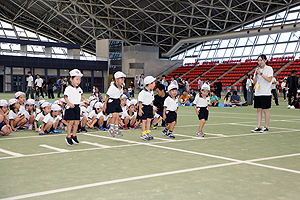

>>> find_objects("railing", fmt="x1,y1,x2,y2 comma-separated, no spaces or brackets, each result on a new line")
155,61,183,77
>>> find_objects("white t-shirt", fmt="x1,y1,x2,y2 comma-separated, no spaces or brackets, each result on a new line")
88,110,98,119
27,76,33,87
106,83,123,99
20,104,26,114
96,111,111,121
35,78,43,87
24,110,39,120
64,86,83,105
281,82,286,89
163,96,178,111
271,77,276,90
138,89,154,106
43,113,60,124
246,79,253,90
254,65,273,96
8,110,24,120
121,110,137,120
193,94,210,108
35,112,46,121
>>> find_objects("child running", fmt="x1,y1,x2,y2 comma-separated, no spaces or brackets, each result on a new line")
193,83,210,137
138,76,156,141
162,84,178,139
64,69,88,146
103,71,126,137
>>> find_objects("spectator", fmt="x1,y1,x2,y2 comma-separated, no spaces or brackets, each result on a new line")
271,76,279,106
92,87,103,102
214,79,222,98
161,75,169,91
56,77,63,98
246,74,254,105
153,84,168,127
242,77,247,102
137,73,145,91
230,91,242,107
286,70,299,109
42,77,47,97
47,79,54,99
177,74,186,96
170,75,178,88
179,90,190,106
197,76,203,91
185,78,190,92
224,92,231,107
62,77,68,93
188,88,196,102
205,78,210,85
123,88,130,99
26,71,34,99
129,80,135,97
210,91,219,107
35,74,44,101
281,77,287,101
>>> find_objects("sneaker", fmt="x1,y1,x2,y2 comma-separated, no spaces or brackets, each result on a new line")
262,127,269,132
76,129,81,133
98,126,105,131
71,135,79,144
130,125,136,129
166,132,175,139
196,131,205,137
106,125,110,130
39,132,44,135
17,127,25,131
290,105,295,109
284,99,286,101
65,137,74,146
147,133,154,140
81,127,87,133
251,127,262,133
287,105,291,109
108,129,115,137
150,125,157,129
162,129,168,137
28,124,33,131
52,129,62,134
123,125,128,130
141,134,150,141
115,129,123,136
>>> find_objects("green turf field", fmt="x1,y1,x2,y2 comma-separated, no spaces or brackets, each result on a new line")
0,93,300,199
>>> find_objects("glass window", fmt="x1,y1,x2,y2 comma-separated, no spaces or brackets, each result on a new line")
278,32,291,42
35,68,45,75
83,70,92,77
224,48,233,57
253,46,264,55
94,70,103,77
207,50,216,58
5,67,11,74
215,49,226,58
13,67,23,74
263,45,274,54
233,47,244,57
246,37,256,45
6,75,11,83
0,30,5,36
219,40,229,48
199,51,209,59
243,47,252,56
237,38,247,46
1,21,13,29
60,69,69,76
5,83,11,91
47,69,57,76
267,34,278,43
186,48,195,56
228,39,237,47
285,42,297,52
274,43,287,54
256,35,269,45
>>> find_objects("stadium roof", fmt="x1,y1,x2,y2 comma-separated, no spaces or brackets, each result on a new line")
1,0,299,56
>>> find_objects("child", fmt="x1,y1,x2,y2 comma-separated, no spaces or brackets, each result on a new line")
64,69,88,146
8,99,27,132
103,71,126,137
97,106,112,131
193,84,210,137
93,87,103,102
39,104,62,135
162,84,178,139
0,100,12,136
122,100,137,129
224,92,231,107
15,92,26,114
87,102,103,129
151,107,163,129
138,76,156,140
78,102,88,133
123,88,130,99
24,99,39,130
35,102,52,132
119,94,128,129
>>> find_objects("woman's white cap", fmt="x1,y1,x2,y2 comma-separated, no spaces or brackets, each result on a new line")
51,104,61,111
41,102,52,108
0,100,8,107
167,84,178,92
69,69,83,77
9,99,19,106
114,71,126,79
15,91,25,99
201,83,210,91
26,99,35,105
144,76,156,85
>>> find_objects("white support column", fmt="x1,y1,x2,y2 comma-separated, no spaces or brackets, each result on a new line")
20,44,27,56
67,48,80,60
45,47,52,58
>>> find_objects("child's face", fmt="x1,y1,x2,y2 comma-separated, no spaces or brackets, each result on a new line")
149,82,155,90
14,102,20,109
1,106,8,113
124,89,128,93
53,110,61,117
18,95,25,103
95,87,99,93
121,98,127,105
201,89,209,96
71,76,81,87
27,104,34,111
169,89,177,97
44,106,51,114
129,105,135,112
116,77,125,85
96,108,102,113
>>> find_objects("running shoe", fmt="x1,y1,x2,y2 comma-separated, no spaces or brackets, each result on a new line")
161,129,168,137
108,129,115,137
262,127,269,132
71,135,79,144
52,129,62,134
98,126,105,131
115,129,123,136
141,134,150,141
81,127,87,133
150,125,157,129
251,127,262,133
65,137,74,146
147,133,154,140
166,132,175,139
196,131,205,137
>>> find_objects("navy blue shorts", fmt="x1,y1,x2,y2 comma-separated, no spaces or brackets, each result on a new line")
254,95,272,109
198,107,209,121
106,99,122,114
0,122,6,131
64,105,80,120
165,111,177,123
140,105,153,120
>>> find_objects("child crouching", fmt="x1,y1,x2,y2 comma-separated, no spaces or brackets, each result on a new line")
39,104,62,135
8,99,27,132
0,100,12,136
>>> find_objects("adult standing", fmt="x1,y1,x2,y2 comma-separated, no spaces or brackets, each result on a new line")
170,75,178,88
197,76,203,91
34,74,44,100
271,76,279,106
251,54,273,133
281,77,287,101
137,73,145,92
154,84,169,127
214,79,222,98
56,77,63,98
177,74,186,96
62,77,68,93
286,70,299,109
42,77,47,97
47,79,54,99
242,77,247,102
161,75,169,91
246,74,253,105
185,78,190,92
26,71,34,99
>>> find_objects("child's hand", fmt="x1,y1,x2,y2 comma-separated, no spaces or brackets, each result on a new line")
7,125,12,132
138,110,144,116
196,109,199,115
163,115,166,121
69,103,75,108
35,128,39,132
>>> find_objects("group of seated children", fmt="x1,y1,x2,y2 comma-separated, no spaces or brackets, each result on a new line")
224,91,242,107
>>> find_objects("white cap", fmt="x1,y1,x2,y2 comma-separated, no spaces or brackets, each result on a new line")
15,91,25,99
127,100,136,107
83,100,89,104
41,102,52,108
130,99,138,105
26,99,35,105
167,84,178,92
9,99,18,106
94,102,103,109
88,96,97,102
79,102,85,107
38,100,47,106
201,83,210,91
121,94,128,99
90,100,97,109
144,76,156,85
0,100,8,107
69,69,83,77
114,71,126,79
59,98,67,104
53,100,62,105
51,104,61,111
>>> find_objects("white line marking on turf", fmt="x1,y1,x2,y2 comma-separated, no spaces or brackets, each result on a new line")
0,148,23,157
0,162,241,200
248,152,300,162
39,145,69,152
81,141,110,148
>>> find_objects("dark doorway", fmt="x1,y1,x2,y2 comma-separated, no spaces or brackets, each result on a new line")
0,75,3,92
13,75,24,92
